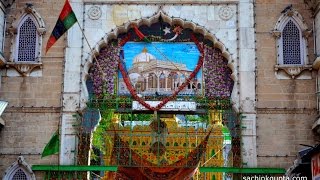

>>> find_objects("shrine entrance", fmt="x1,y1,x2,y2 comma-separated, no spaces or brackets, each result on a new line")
78,16,240,180
31,13,286,180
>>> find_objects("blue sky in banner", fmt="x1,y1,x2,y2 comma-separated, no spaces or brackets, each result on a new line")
121,42,201,78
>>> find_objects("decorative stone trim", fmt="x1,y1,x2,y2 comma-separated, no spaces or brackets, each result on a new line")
5,5,46,77
218,6,234,21
271,30,281,38
274,64,313,79
303,29,313,38
257,107,317,114
272,8,311,79
6,62,42,76
5,106,61,113
3,156,36,180
88,5,102,20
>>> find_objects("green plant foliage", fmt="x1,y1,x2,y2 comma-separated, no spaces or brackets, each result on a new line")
120,113,153,121
91,109,114,157
185,114,208,122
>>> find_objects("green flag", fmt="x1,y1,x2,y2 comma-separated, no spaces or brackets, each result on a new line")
41,130,59,158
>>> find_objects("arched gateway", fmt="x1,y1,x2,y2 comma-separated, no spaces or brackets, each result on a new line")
74,13,241,180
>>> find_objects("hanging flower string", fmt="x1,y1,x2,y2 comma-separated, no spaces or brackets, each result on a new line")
90,45,120,96
203,47,233,98
118,33,204,111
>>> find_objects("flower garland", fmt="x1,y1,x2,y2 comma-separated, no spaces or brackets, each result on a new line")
91,28,233,110
118,33,204,111
90,45,120,96
203,47,233,98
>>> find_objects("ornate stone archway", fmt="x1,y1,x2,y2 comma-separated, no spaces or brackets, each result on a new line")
60,2,257,170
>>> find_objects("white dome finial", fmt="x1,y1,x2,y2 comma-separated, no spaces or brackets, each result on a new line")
133,47,155,64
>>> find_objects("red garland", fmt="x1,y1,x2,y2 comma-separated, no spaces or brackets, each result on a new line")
118,33,204,111
119,34,131,47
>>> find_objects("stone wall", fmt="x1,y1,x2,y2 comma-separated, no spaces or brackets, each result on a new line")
255,0,318,169
0,113,60,177
256,113,316,168
0,0,65,178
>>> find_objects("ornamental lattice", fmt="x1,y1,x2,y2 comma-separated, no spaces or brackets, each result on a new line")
12,169,27,180
17,17,37,62
282,20,301,65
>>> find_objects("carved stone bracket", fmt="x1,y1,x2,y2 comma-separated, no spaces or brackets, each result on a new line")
271,30,281,38
303,29,313,38
274,64,313,79
6,62,42,76
37,27,46,35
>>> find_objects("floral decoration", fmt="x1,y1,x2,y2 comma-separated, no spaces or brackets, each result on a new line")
117,33,204,111
90,26,233,110
89,44,120,97
203,47,233,98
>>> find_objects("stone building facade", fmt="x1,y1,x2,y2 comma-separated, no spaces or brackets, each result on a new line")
0,0,319,179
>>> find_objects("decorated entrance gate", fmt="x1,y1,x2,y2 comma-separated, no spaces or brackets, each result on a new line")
77,19,241,180
31,14,286,180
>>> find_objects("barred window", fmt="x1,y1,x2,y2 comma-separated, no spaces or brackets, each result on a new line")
16,16,38,62
282,20,301,65
273,10,311,79
12,169,28,180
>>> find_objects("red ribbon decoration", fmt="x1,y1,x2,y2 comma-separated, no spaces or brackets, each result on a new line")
118,33,204,111
119,34,131,47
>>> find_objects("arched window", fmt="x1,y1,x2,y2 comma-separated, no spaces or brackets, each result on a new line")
16,15,38,62
11,168,28,180
272,8,312,79
3,156,35,180
281,20,302,65
6,6,46,77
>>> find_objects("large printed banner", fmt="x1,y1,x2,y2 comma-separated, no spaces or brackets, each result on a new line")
118,42,202,97
312,153,320,180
